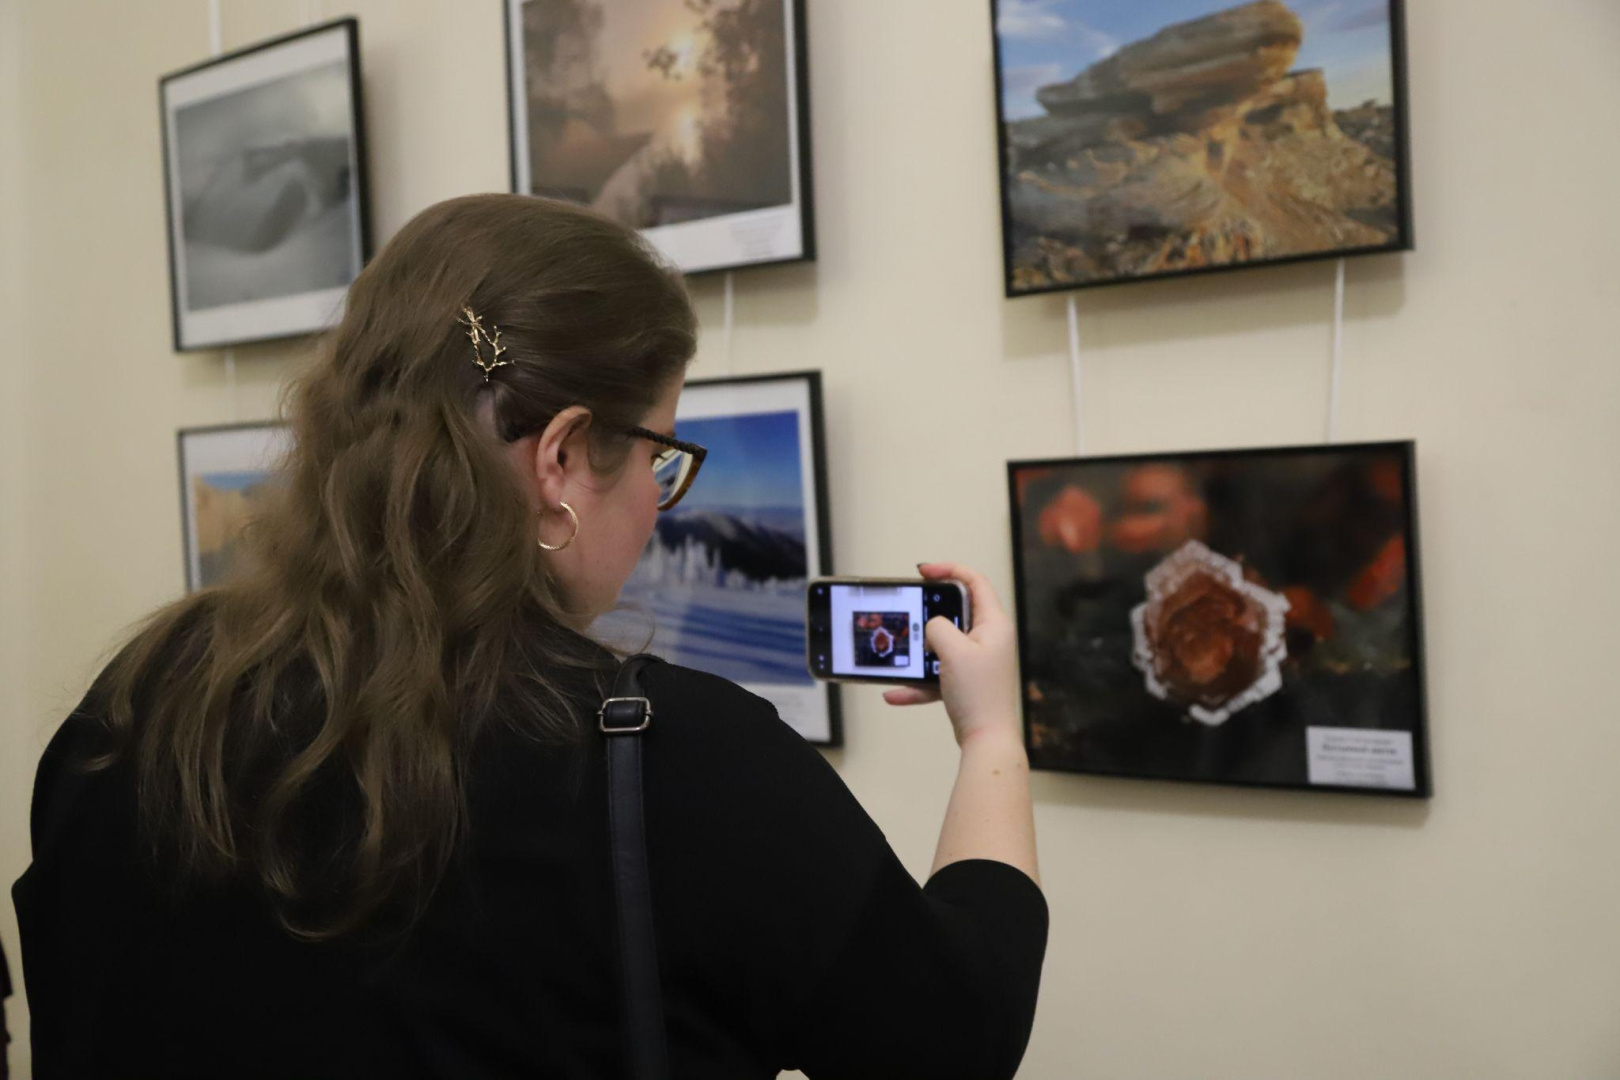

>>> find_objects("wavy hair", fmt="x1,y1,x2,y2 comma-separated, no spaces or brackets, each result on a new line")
95,194,696,937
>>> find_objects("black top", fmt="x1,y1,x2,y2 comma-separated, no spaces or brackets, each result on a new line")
14,660,1048,1079
1,933,10,1080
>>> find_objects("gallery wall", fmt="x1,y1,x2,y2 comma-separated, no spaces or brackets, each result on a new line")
0,0,34,1068
3,0,1620,1077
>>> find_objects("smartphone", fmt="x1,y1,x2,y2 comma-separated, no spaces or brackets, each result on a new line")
806,577,971,684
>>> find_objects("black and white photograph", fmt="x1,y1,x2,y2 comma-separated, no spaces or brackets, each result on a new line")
592,372,839,745
177,422,293,592
160,18,371,350
505,0,814,276
991,0,1413,294
1009,442,1430,796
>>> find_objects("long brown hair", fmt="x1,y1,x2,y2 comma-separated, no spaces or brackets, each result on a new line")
96,194,695,937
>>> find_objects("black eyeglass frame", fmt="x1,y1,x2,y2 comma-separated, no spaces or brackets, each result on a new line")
501,419,706,510
628,425,707,510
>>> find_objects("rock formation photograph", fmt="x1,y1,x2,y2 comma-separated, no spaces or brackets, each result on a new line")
994,0,1409,293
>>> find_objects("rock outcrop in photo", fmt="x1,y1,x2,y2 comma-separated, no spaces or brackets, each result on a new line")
1004,0,1402,290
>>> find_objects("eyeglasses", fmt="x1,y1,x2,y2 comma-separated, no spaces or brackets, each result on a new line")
502,418,706,512
628,426,706,511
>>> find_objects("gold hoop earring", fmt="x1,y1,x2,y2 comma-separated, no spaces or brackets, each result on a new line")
538,502,580,552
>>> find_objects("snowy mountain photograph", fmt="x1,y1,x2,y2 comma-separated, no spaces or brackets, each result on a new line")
598,408,813,687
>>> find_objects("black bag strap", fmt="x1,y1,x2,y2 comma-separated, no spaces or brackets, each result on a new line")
599,654,670,1080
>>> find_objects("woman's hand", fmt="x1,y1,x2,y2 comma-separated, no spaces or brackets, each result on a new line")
883,563,1023,749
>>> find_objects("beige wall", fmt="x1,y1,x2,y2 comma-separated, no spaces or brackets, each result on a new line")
1,0,34,1068
5,0,1620,1076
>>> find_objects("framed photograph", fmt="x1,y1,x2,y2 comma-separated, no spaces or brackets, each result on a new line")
505,0,815,276
1008,442,1430,796
595,371,840,745
852,612,913,669
177,422,292,592
990,0,1413,295
160,18,372,351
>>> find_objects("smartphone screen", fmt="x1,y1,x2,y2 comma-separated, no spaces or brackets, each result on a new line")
806,579,968,683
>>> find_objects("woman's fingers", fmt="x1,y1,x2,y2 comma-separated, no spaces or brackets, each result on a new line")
917,561,1007,622
924,615,969,662
883,686,941,707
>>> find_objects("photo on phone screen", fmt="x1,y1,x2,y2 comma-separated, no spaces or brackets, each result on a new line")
806,580,968,684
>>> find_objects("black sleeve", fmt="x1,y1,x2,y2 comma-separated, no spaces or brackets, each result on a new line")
641,665,1048,1080
0,934,10,1080
12,686,128,1079
785,857,1048,1080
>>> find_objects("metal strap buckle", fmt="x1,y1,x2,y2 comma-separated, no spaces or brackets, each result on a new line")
599,696,653,734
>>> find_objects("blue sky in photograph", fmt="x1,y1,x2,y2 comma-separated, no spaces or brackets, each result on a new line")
675,410,803,513
199,471,272,491
997,0,1393,119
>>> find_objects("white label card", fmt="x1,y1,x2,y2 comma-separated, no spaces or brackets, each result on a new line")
1306,727,1416,791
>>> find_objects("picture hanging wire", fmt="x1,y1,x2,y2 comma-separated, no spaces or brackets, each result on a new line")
206,0,240,421
721,271,736,376
207,0,221,55
1066,293,1085,455
224,350,240,419
1327,257,1346,444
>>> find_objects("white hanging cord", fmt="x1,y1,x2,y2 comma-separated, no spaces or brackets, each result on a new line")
225,351,240,419
1327,258,1345,444
1066,293,1085,455
206,0,240,420
721,272,736,376
207,0,222,55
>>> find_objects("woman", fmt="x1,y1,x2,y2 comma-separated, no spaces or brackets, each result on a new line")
14,194,1046,1078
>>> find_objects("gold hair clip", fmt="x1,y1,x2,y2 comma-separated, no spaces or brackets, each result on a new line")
458,306,511,382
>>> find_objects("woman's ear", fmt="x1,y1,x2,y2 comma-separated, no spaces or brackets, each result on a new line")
529,405,593,505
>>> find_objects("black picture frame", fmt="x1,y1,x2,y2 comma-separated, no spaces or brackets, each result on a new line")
988,0,1414,297
595,370,841,746
177,420,292,592
160,18,373,351
503,0,816,278
1007,441,1431,797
